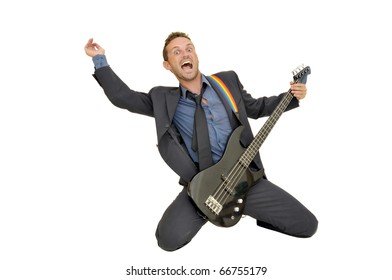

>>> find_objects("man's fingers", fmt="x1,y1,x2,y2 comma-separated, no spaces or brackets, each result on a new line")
85,38,93,47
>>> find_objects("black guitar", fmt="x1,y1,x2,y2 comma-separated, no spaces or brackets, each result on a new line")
187,65,311,227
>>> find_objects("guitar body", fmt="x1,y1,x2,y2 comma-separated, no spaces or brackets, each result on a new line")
188,65,311,227
188,126,264,227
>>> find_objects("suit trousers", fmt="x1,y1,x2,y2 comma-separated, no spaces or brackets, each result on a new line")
155,178,318,251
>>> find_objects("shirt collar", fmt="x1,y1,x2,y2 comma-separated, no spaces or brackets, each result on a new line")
180,74,211,98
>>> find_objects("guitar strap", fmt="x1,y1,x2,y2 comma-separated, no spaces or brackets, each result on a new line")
207,75,241,127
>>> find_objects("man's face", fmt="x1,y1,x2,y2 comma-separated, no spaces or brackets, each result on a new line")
163,37,200,82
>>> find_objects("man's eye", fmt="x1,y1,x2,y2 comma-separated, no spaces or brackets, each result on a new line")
174,50,180,55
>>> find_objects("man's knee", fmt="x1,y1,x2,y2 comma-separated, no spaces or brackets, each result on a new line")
297,213,318,238
155,227,191,252
257,211,318,238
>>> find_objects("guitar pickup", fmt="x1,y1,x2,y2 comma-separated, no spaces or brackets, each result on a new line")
220,174,235,195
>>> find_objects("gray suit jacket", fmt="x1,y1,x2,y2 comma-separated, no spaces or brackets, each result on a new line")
93,67,299,184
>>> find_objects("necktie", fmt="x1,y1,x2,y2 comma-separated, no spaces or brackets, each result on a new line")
187,90,213,171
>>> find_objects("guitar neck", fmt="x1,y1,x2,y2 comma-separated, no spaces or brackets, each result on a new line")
239,91,294,166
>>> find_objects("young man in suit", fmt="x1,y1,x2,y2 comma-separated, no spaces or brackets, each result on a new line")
84,32,318,251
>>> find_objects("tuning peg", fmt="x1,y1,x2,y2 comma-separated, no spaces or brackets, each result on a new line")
292,64,305,76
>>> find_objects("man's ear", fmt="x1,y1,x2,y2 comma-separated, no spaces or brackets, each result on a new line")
163,61,172,71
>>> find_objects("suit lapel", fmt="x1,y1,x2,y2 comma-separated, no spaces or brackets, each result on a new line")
166,88,181,124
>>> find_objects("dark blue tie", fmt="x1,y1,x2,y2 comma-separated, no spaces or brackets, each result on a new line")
187,90,213,171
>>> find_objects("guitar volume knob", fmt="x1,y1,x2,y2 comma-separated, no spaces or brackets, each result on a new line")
234,207,240,212
237,198,243,204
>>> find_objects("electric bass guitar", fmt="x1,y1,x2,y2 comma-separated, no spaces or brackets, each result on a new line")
188,65,311,227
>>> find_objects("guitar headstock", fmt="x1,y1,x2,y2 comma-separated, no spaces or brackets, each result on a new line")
292,64,311,84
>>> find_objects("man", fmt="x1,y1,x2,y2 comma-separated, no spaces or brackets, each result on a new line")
84,32,318,251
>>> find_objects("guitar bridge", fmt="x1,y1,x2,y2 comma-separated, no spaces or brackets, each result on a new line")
205,195,223,215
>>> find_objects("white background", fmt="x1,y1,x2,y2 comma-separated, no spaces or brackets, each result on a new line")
1,0,391,279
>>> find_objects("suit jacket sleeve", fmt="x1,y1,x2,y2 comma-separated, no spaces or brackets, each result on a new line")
228,71,299,119
93,66,154,117
92,65,198,182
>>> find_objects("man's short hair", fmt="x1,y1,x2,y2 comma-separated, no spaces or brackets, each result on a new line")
163,32,191,61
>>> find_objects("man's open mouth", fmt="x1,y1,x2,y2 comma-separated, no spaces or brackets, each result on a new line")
181,60,193,70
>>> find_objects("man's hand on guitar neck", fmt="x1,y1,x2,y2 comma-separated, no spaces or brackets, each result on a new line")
290,81,307,100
